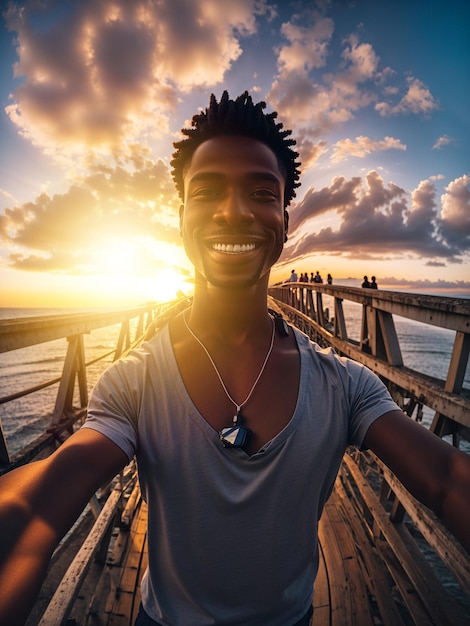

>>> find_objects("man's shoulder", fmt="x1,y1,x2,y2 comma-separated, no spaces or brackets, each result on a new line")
294,326,366,376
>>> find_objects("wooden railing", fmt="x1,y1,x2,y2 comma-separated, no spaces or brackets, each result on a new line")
0,303,162,471
269,283,470,446
269,283,470,621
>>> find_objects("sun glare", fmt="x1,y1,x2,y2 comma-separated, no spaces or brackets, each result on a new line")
92,240,141,276
73,238,192,305
152,268,192,302
90,241,192,302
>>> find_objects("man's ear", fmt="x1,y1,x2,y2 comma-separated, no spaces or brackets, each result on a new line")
179,204,184,236
284,209,289,243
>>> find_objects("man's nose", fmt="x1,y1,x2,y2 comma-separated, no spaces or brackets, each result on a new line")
213,190,255,226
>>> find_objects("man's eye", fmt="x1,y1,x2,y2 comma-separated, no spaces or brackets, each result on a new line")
251,188,277,199
192,187,218,198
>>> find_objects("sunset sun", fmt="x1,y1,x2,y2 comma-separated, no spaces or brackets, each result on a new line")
87,237,192,304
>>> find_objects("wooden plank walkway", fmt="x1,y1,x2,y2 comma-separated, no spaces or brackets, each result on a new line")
33,452,470,626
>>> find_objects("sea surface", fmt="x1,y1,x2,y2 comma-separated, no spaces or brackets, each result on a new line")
1,297,469,456
0,306,140,455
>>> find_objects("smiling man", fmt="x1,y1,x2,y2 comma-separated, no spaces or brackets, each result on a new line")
1,92,469,626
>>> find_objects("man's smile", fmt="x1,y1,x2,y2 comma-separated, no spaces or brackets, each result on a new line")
211,242,257,254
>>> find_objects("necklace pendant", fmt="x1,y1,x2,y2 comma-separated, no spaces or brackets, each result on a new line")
219,423,251,448
220,409,250,448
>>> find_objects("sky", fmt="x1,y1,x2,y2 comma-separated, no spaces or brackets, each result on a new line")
0,0,469,308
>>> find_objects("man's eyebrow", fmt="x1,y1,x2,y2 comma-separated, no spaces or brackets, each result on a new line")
187,172,224,185
245,172,282,185
188,172,282,185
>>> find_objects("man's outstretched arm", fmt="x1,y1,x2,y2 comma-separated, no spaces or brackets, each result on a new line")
0,428,128,626
364,410,470,553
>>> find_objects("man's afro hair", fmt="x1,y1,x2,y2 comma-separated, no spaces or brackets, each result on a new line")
170,91,301,208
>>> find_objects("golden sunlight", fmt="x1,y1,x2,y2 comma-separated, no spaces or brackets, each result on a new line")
92,240,142,276
88,239,192,303
152,268,192,302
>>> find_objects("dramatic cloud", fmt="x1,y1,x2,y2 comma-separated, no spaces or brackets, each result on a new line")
3,0,441,175
0,158,182,273
284,172,468,263
330,135,406,162
439,175,470,252
4,0,270,162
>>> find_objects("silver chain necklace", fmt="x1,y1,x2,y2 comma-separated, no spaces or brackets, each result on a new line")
183,309,276,448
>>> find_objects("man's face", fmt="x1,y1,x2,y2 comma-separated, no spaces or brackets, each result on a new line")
180,135,287,289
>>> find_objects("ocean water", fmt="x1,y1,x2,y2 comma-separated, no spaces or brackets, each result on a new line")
0,307,137,455
321,294,470,433
0,300,469,456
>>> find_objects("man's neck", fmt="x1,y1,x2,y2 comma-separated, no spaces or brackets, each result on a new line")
188,280,271,343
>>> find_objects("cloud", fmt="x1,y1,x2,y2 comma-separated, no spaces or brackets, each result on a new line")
284,172,468,263
0,188,17,205
439,174,470,252
375,77,438,117
4,0,270,162
433,135,453,149
380,277,470,290
0,157,182,273
330,135,406,163
277,16,334,74
4,1,442,179
270,29,379,129
266,8,436,171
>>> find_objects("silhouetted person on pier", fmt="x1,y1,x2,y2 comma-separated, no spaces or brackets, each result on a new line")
313,271,323,283
289,269,298,282
327,273,333,285
370,276,378,289
362,275,370,288
1,91,470,626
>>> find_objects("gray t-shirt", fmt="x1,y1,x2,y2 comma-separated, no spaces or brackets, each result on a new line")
84,324,399,626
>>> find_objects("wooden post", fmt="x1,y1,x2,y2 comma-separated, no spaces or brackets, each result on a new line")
360,305,371,353
316,291,325,327
114,321,131,360
334,298,347,339
135,313,144,342
76,333,88,409
377,310,403,366
306,288,315,322
431,331,470,444
0,420,10,465
51,335,83,426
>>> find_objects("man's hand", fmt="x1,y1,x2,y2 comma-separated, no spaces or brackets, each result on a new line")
0,428,128,626
364,410,470,553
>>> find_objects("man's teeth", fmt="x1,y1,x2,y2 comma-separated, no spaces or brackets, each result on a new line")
213,243,256,253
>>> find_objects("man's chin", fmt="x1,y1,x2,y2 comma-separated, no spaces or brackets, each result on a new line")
199,267,270,291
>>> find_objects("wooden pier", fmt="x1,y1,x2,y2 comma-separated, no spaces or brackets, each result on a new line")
1,288,469,625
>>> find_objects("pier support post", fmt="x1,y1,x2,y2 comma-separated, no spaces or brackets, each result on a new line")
0,420,10,465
